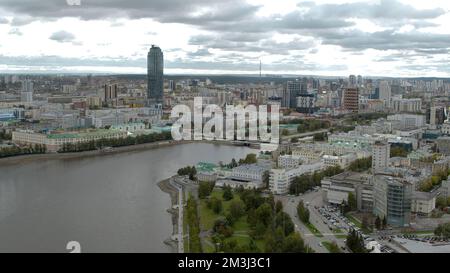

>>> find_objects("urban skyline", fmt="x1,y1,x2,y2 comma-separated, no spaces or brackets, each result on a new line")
1,0,450,257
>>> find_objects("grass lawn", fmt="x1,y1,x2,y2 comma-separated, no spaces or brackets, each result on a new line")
305,222,323,237
345,214,362,228
333,229,348,239
322,241,342,253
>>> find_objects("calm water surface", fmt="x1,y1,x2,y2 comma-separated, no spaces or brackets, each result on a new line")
0,143,253,253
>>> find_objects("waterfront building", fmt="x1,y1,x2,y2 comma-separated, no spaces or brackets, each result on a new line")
12,129,128,153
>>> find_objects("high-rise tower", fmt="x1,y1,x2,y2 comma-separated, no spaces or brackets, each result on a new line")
147,45,164,104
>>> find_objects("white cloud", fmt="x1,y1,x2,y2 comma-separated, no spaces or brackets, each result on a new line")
0,0,448,76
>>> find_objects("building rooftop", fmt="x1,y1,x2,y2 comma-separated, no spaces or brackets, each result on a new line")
47,129,122,139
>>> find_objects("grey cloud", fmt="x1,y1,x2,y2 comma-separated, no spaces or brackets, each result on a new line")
316,29,450,52
299,0,445,20
0,0,260,25
49,30,76,43
10,16,34,26
189,34,315,55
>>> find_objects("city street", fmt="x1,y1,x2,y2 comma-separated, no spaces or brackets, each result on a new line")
277,190,348,253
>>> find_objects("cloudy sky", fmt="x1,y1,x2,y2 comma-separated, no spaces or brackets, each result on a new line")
0,0,449,76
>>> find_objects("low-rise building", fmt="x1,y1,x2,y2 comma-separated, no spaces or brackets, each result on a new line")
278,155,302,169
411,191,436,216
437,137,450,156
321,172,374,212
269,162,324,195
322,153,357,169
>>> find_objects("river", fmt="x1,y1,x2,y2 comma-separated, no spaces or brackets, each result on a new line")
0,143,254,253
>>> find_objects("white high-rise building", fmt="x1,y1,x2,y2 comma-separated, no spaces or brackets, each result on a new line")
379,81,391,108
372,141,390,173
21,80,33,103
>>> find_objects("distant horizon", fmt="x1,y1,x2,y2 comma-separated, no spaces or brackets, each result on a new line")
1,71,450,81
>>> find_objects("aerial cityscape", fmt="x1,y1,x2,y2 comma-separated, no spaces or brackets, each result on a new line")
0,0,450,257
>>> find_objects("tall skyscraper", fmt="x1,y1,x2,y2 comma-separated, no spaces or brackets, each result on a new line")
147,45,164,104
283,79,307,109
379,81,391,108
104,84,118,101
21,79,33,103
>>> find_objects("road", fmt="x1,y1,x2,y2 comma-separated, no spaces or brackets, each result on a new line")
277,190,348,253
170,178,185,253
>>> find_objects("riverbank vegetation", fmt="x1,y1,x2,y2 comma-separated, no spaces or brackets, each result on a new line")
0,129,12,140
0,144,47,158
186,195,203,253
58,131,172,153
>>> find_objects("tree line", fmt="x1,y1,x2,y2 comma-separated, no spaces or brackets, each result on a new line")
289,165,344,195
186,195,203,253
0,144,47,158
58,131,172,153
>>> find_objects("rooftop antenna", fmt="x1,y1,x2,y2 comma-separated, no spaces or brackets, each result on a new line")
259,59,262,78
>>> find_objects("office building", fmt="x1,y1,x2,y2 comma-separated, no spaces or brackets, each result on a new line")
147,45,164,103
343,87,359,113
391,98,422,113
372,141,390,173
379,81,391,108
104,84,118,101
373,176,412,227
321,172,374,212
21,80,33,103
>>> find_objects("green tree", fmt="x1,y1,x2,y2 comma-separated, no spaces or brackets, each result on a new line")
346,229,366,253
275,211,295,236
275,200,283,213
382,216,387,229
229,199,245,220
348,192,357,211
255,203,273,227
222,185,234,201
297,201,310,224
434,222,450,239
209,197,223,214
198,181,215,199
375,216,381,230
